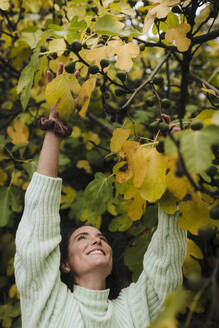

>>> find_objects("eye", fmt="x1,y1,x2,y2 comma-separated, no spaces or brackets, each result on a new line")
101,236,109,244
77,235,86,241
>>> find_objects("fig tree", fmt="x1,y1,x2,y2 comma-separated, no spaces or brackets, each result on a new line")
117,71,127,82
88,65,99,74
70,41,82,53
191,120,203,130
161,98,171,109
156,140,165,153
206,165,217,177
115,89,127,96
65,62,76,74
100,59,110,69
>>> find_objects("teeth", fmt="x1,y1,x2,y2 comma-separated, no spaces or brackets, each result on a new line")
89,250,104,255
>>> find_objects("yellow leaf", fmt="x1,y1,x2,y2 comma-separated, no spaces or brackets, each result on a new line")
193,109,215,126
166,156,193,200
159,189,177,214
7,120,29,145
139,148,167,202
61,185,76,209
132,147,150,188
49,56,69,72
48,39,66,55
11,170,23,187
45,73,80,121
107,202,118,216
201,86,218,97
9,284,20,299
71,126,81,138
183,239,203,278
0,0,9,10
0,168,7,186
115,43,140,71
83,131,100,150
81,208,102,228
110,128,130,153
143,0,180,33
78,75,97,117
124,186,146,221
84,39,139,71
165,23,191,52
76,160,92,174
178,199,215,234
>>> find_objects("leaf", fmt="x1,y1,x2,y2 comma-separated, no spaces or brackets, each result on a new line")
159,189,177,214
211,110,219,125
67,16,87,43
178,199,215,234
115,42,140,71
143,0,180,33
124,186,146,221
0,168,7,186
0,0,9,10
17,47,40,110
61,186,76,209
139,148,167,202
165,23,191,52
48,38,66,55
110,128,130,153
109,214,133,232
0,187,11,228
183,239,203,278
193,109,215,126
45,73,81,121
166,156,194,200
78,75,97,117
81,208,102,229
84,172,114,216
180,125,219,174
7,120,29,145
76,160,92,174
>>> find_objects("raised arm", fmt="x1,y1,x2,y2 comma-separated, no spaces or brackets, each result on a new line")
115,205,187,327
14,64,72,327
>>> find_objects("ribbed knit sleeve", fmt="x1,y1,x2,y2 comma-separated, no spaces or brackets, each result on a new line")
121,205,187,326
14,172,64,327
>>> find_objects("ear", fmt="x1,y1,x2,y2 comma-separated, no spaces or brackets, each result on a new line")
61,262,71,273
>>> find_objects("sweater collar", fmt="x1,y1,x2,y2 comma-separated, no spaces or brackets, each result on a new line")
73,285,110,314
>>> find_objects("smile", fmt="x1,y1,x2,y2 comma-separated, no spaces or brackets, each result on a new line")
87,249,105,255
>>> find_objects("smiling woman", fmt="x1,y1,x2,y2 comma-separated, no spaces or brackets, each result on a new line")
14,65,187,328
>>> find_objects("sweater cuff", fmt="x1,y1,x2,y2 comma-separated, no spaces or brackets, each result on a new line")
24,172,62,216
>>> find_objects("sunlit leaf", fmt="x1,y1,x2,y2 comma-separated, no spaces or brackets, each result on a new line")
7,120,29,145
110,128,130,153
61,186,76,209
165,24,191,52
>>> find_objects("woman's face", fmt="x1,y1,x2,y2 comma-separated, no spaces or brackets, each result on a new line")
66,226,113,280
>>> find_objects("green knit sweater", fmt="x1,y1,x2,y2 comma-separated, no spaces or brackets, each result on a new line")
14,172,187,328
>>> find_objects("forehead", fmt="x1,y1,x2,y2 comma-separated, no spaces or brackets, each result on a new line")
71,226,102,239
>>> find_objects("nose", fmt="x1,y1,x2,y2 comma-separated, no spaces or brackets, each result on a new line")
91,236,102,245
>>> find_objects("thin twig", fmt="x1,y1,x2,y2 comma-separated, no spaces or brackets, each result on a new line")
188,74,219,97
121,51,171,110
87,112,113,136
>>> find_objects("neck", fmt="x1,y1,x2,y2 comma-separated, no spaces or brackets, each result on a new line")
74,273,106,290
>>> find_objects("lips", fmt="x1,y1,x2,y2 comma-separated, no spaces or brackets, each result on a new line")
87,248,105,255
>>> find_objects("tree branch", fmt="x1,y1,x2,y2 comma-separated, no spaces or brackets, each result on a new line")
133,37,177,51
192,29,219,45
121,51,172,110
87,112,113,136
188,74,219,97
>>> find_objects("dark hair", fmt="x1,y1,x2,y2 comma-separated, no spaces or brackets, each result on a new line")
59,223,125,299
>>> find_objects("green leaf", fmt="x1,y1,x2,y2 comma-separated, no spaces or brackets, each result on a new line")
34,55,48,86
22,161,38,178
0,187,11,228
67,17,87,43
95,15,140,37
17,47,40,110
142,204,158,229
10,302,20,318
181,125,219,173
0,135,9,149
9,186,22,213
109,214,133,232
84,172,114,216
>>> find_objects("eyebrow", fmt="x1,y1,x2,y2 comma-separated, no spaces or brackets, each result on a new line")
74,232,108,242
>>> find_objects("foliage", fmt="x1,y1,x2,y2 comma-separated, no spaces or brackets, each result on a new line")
0,0,219,327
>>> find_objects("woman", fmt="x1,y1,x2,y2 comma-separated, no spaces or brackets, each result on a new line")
14,64,187,328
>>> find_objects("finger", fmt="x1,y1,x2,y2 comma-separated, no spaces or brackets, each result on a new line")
57,63,64,76
47,70,53,82
161,113,171,124
74,70,80,79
